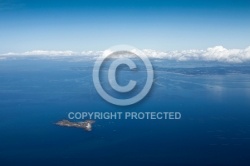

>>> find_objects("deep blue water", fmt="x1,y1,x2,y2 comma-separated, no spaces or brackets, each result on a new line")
1,58,250,166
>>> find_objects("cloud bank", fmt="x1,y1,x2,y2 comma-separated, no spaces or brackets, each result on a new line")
2,50,77,56
1,46,250,63
143,46,250,63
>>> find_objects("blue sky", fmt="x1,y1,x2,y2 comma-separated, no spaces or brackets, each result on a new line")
0,0,250,53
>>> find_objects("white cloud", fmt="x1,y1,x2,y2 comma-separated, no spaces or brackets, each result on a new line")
1,50,77,56
1,46,250,63
142,46,250,63
81,50,103,56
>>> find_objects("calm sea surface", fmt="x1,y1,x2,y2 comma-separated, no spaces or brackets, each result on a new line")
0,59,250,166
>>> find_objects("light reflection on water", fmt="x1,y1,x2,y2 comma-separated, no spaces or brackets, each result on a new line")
0,59,250,165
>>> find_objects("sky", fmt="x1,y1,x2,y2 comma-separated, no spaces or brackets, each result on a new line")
0,0,250,53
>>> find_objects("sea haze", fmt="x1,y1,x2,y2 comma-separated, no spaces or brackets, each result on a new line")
0,57,250,166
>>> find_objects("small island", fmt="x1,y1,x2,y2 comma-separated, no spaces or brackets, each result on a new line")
55,120,95,131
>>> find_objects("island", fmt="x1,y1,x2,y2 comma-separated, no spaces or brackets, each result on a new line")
55,120,95,131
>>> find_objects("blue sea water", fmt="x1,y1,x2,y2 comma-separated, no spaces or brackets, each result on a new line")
0,58,250,166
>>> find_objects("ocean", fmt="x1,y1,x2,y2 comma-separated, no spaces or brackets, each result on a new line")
0,58,250,166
